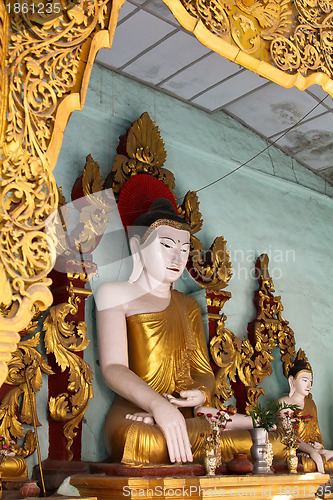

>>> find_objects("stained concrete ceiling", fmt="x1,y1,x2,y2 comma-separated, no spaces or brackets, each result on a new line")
95,0,333,186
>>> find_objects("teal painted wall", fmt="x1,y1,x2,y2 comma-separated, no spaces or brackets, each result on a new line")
31,63,333,469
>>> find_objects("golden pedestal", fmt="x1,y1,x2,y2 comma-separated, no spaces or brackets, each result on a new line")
71,472,330,500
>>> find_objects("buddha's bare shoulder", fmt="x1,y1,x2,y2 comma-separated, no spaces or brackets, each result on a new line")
95,281,138,312
278,395,291,406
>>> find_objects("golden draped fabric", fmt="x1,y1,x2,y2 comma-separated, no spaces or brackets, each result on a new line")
104,290,216,464
296,398,333,473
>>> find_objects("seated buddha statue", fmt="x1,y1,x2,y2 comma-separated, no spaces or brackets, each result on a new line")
96,192,213,464
278,352,333,473
96,173,260,465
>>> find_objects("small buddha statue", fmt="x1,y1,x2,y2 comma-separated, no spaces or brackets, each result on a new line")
278,351,333,473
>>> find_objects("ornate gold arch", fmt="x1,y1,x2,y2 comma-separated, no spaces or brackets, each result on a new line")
163,0,333,96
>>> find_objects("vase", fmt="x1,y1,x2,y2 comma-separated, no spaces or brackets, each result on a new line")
19,480,41,497
286,447,298,474
265,439,274,473
250,428,269,474
204,448,218,476
227,453,254,474
213,426,222,466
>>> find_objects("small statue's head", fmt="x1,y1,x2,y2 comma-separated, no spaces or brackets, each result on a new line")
118,175,191,285
287,351,312,398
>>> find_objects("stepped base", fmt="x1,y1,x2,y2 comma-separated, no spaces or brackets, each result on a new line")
70,471,330,500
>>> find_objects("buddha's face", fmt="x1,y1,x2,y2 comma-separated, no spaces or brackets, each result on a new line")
293,371,312,397
139,225,190,284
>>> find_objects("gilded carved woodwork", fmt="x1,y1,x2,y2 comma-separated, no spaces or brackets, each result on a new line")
189,234,232,289
110,112,232,290
0,0,8,146
163,0,333,95
0,155,112,460
44,282,93,461
110,112,176,198
211,313,255,410
210,253,297,413
53,155,114,258
0,332,53,457
44,156,113,460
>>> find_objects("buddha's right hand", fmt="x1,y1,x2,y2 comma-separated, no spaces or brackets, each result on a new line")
150,397,193,464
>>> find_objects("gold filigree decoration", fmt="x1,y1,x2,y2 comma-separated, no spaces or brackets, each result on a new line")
163,0,333,95
81,154,105,196
245,253,297,411
179,191,203,234
0,0,8,146
178,0,293,57
211,313,254,409
210,253,297,412
188,234,232,289
44,282,93,461
0,332,54,457
206,289,231,310
270,0,333,79
50,155,115,259
110,112,176,196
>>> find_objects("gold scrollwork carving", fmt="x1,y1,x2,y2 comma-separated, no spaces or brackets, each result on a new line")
0,0,8,146
0,332,54,457
52,155,115,259
270,0,333,79
211,313,254,409
163,0,333,95
44,283,93,460
179,0,293,58
179,191,203,234
0,0,114,386
245,254,297,411
110,112,175,197
210,253,297,413
188,234,232,289
206,289,231,310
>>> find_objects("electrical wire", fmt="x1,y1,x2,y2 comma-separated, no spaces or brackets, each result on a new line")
177,93,329,200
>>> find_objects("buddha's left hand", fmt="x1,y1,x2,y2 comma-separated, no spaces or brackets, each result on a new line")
164,390,206,408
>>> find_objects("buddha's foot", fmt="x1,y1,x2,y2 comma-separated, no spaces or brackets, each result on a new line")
125,412,155,425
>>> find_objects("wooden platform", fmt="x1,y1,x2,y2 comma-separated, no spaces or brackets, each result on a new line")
70,472,331,500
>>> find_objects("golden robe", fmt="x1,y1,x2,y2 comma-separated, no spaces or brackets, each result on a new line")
295,398,333,473
105,290,216,464
103,289,298,465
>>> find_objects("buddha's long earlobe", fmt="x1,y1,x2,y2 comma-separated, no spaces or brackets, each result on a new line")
128,235,144,283
288,376,295,398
